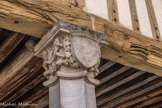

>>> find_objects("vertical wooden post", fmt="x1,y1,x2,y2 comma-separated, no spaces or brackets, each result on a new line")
145,0,161,41
129,0,140,32
107,0,119,23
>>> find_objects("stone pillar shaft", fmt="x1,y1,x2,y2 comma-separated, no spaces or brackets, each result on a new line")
49,78,96,108
48,66,98,108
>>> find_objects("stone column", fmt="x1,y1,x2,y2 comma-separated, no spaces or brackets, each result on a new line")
35,21,108,108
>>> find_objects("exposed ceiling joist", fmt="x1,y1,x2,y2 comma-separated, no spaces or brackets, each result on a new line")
0,0,162,76
0,32,26,64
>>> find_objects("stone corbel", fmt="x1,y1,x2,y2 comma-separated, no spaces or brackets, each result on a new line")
34,21,108,108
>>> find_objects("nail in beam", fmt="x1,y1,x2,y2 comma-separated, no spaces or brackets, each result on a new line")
34,21,108,108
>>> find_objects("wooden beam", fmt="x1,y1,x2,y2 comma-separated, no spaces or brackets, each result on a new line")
0,29,5,42
152,103,162,108
99,66,129,86
22,86,48,106
0,48,43,100
0,0,92,37
35,94,49,108
0,33,26,64
99,61,116,74
4,70,45,103
96,71,145,97
128,0,140,32
117,89,162,108
135,95,162,108
96,68,138,97
0,0,162,76
145,0,161,41
103,24,162,76
97,75,158,106
51,0,85,8
102,79,162,108
107,0,119,23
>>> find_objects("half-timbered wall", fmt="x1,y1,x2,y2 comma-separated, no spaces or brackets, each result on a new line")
84,0,162,41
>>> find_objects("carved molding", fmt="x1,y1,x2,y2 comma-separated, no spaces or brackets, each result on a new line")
108,31,162,69
35,21,108,87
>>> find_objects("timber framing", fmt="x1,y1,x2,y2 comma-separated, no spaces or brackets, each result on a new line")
128,0,140,32
0,0,162,76
107,0,119,23
145,0,161,41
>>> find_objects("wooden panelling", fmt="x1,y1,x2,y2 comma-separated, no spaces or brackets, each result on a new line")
135,0,153,38
116,0,132,29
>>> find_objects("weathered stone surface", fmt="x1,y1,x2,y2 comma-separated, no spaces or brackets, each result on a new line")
35,21,108,108
35,21,108,87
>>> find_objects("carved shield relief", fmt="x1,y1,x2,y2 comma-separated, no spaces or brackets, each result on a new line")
72,36,100,68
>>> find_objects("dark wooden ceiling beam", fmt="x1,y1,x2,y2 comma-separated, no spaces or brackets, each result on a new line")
97,75,159,106
96,71,145,97
4,69,45,103
0,33,26,64
99,61,116,73
99,66,130,85
134,95,162,108
0,29,5,42
103,80,162,108
35,94,49,108
21,86,48,107
152,102,162,108
117,89,162,108
0,57,43,101
0,47,43,100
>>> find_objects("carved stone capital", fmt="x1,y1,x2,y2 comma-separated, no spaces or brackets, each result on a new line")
34,21,108,87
